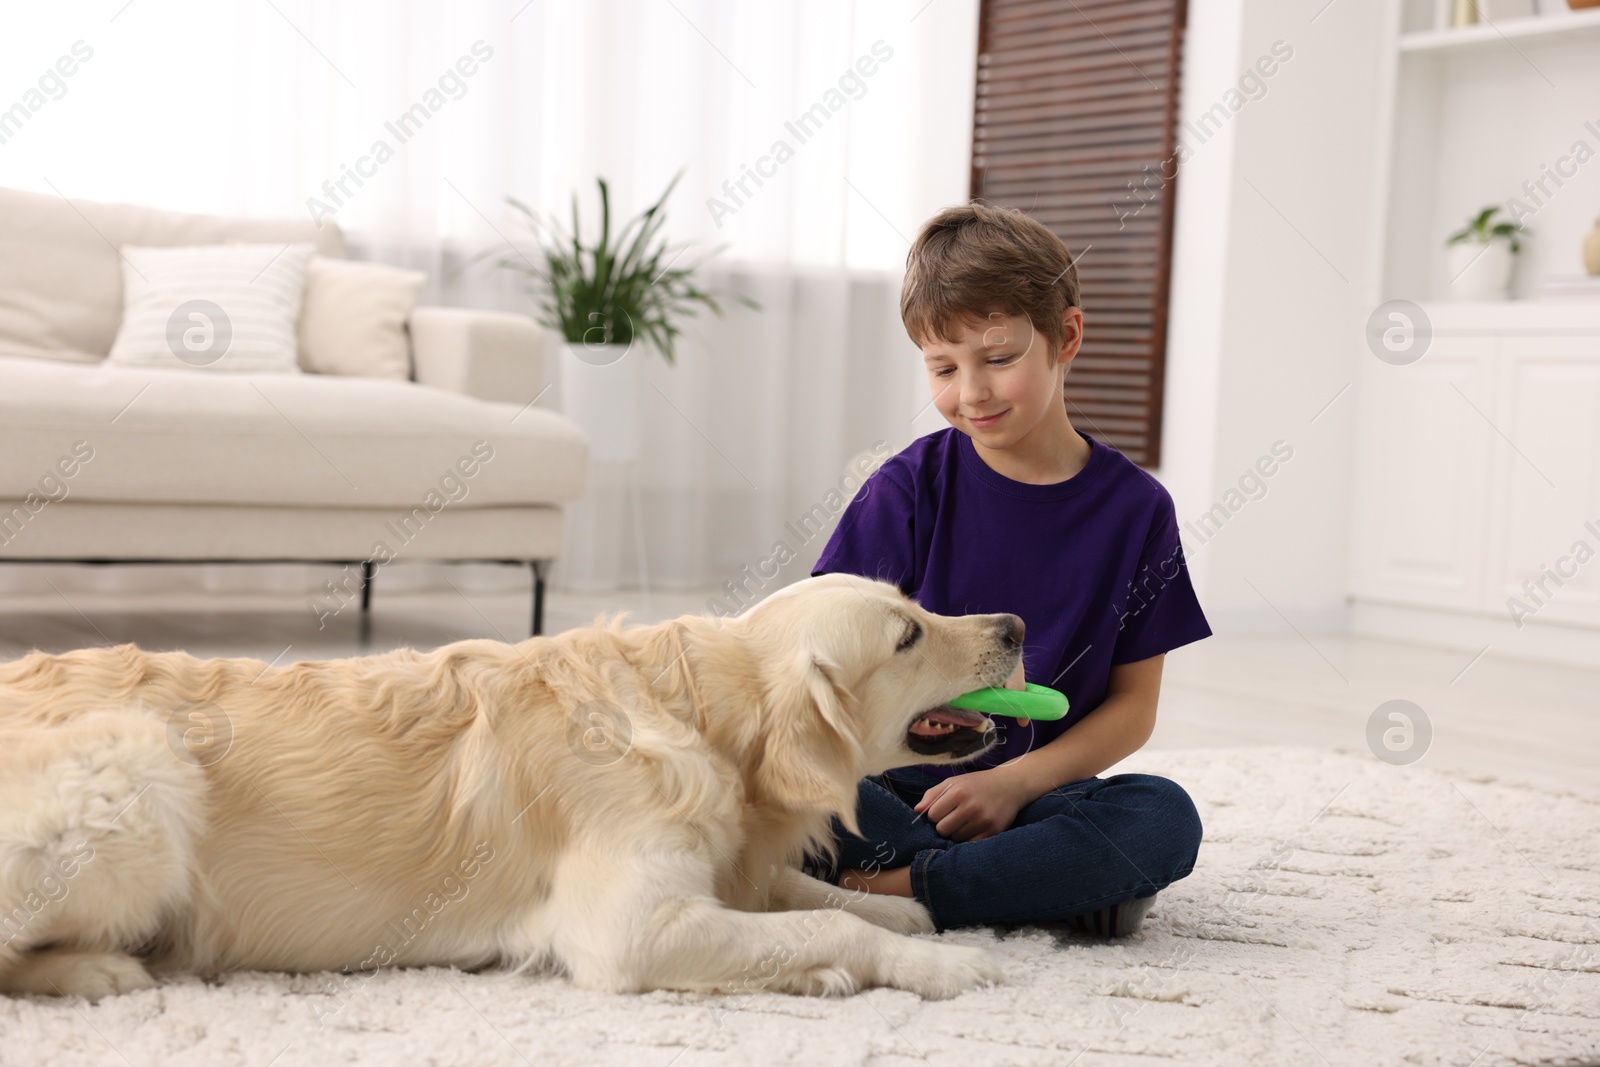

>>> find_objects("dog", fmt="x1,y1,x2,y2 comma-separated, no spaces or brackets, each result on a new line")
0,572,1022,1001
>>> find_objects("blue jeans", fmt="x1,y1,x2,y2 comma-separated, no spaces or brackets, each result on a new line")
802,766,1203,931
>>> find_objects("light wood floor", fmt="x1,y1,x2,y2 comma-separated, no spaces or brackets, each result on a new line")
1,580,1594,797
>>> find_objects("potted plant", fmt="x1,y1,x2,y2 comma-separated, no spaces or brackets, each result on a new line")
485,171,749,463
1445,205,1525,302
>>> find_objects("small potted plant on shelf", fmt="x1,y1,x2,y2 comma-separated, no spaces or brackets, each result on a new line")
484,170,752,463
1445,204,1525,302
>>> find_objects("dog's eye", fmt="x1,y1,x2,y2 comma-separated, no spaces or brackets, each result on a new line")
896,621,921,651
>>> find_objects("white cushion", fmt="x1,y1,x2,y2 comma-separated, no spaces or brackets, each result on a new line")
106,244,315,374
0,357,587,509
0,186,344,365
0,500,564,562
297,256,426,379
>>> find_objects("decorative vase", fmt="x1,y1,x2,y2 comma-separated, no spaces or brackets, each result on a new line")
559,341,640,463
1583,216,1600,276
1446,239,1515,301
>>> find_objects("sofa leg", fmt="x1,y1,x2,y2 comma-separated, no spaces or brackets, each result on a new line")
530,559,548,637
360,560,375,615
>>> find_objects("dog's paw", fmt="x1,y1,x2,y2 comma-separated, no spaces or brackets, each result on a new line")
2,948,155,1001
786,965,861,997
849,895,936,936
884,942,1004,1000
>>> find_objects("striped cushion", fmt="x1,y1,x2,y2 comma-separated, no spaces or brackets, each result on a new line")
107,244,315,373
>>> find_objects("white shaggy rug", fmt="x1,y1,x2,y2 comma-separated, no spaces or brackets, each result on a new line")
3,745,1597,1067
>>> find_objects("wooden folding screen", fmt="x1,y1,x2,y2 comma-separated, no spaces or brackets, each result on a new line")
970,0,1188,467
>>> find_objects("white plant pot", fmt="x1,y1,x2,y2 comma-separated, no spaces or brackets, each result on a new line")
1446,239,1515,302
553,340,646,594
559,342,640,463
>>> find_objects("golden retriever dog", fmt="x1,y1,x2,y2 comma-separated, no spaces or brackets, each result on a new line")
0,573,1023,1002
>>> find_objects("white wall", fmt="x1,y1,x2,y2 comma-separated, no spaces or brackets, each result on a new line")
1162,0,1394,635
1158,0,1243,619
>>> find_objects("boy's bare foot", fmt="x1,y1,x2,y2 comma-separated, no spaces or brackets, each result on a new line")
838,865,914,897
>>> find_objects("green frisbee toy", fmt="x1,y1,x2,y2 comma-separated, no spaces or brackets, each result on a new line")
948,682,1069,721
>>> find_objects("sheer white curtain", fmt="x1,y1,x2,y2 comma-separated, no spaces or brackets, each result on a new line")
0,0,975,604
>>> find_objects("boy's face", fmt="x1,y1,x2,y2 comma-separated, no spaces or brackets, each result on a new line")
920,311,1066,445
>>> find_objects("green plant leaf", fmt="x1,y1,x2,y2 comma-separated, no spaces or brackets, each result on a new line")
475,170,756,362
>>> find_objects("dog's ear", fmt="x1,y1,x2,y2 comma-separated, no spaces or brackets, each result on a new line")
756,649,865,835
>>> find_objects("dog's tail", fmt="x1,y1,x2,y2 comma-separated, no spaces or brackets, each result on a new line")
0,707,207,994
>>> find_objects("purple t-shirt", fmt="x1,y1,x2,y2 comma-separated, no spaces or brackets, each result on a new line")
810,426,1212,781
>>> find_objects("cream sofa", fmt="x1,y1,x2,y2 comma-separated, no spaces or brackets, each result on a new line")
0,187,588,635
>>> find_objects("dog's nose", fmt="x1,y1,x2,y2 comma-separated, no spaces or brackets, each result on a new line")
1001,614,1024,647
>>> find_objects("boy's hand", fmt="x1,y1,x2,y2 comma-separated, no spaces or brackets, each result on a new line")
913,767,1035,843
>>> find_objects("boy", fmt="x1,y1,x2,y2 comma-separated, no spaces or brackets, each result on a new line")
803,203,1209,937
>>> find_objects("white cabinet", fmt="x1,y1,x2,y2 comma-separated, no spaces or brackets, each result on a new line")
1489,332,1600,627
1351,304,1600,632
1351,331,1495,611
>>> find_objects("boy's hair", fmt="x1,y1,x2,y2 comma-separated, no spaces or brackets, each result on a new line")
900,202,1081,364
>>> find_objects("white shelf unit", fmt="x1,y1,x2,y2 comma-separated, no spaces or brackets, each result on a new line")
1377,1,1600,306
1400,7,1600,53
1350,1,1600,664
